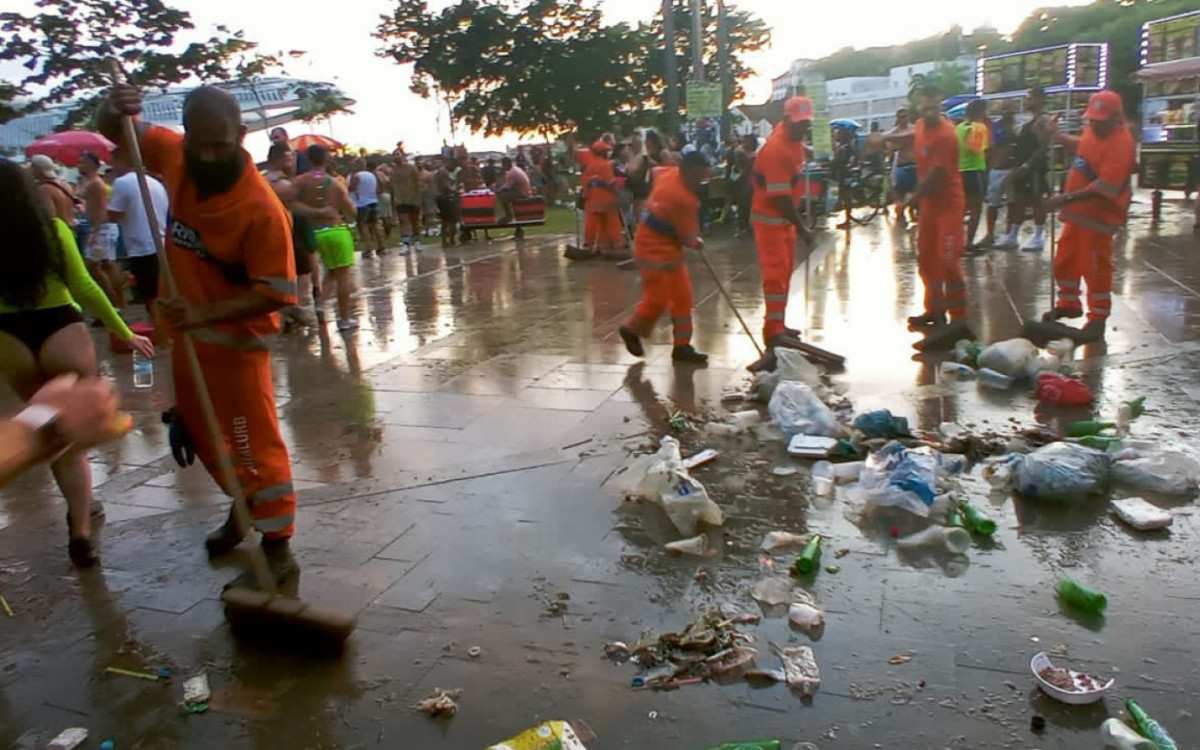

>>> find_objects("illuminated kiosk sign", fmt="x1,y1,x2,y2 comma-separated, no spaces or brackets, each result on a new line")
975,43,1109,98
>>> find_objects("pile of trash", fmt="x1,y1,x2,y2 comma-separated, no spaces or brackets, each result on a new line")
603,605,820,698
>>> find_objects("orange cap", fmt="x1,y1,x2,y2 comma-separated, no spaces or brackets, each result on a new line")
784,96,815,122
590,139,613,154
1084,90,1123,122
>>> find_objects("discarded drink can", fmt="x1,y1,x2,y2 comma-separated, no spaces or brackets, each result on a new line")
792,534,822,576
1056,578,1107,614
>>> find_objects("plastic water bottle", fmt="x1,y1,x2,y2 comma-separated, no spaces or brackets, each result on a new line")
133,351,153,389
939,361,976,380
976,368,1013,389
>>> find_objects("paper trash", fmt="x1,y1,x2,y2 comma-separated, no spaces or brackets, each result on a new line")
488,720,589,750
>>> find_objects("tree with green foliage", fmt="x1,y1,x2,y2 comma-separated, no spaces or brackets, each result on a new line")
0,0,275,128
655,0,771,109
908,61,971,109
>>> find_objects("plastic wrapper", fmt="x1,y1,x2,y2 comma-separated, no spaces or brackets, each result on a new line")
777,645,821,697
620,437,724,535
859,442,941,517
1013,442,1110,503
488,720,589,750
787,601,825,637
1111,497,1173,531
1111,453,1200,496
769,381,839,438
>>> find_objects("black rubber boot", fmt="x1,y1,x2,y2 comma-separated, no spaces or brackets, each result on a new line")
914,319,975,352
1041,307,1083,323
618,326,645,357
224,539,299,592
1077,319,1106,343
671,345,709,364
907,311,946,328
204,508,245,560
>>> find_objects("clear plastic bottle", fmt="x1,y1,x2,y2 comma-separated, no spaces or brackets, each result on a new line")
132,350,154,389
976,368,1013,389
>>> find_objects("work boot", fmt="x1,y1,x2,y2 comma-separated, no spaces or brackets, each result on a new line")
914,319,976,352
205,508,245,560
618,326,645,357
907,310,946,328
1041,307,1083,323
224,539,300,592
671,345,709,364
1077,319,1107,343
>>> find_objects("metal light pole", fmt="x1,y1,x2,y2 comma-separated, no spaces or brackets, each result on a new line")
690,0,706,81
717,0,732,135
663,0,680,135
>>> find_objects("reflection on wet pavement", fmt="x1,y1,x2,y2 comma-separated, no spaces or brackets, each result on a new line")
3,202,1200,748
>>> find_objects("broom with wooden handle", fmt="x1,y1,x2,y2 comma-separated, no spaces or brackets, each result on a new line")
108,60,354,649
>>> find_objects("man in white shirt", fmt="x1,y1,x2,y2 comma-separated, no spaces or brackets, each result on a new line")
348,157,385,257
107,147,169,314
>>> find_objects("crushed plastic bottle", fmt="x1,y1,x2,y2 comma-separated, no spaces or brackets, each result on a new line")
1100,718,1155,749
939,361,977,380
1056,578,1107,614
1127,699,1178,750
895,525,970,553
976,368,1014,389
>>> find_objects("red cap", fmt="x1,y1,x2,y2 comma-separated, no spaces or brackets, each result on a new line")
1084,90,1123,122
784,96,815,122
590,139,613,155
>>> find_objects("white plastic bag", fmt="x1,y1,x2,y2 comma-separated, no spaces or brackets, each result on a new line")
627,437,724,535
1014,442,1110,503
775,348,822,386
859,442,940,517
1111,453,1200,496
787,602,825,637
1110,497,1173,531
769,381,839,438
977,338,1038,377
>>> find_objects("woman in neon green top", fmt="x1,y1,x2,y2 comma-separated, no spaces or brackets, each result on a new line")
0,160,153,567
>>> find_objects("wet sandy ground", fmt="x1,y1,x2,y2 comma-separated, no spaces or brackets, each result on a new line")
2,200,1200,749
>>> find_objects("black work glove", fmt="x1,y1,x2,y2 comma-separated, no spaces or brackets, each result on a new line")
161,408,196,467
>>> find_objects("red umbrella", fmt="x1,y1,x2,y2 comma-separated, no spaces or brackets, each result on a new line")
289,134,344,153
25,131,116,167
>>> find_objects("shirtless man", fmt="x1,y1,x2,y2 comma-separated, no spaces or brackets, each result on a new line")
293,146,360,331
77,152,124,308
30,155,78,226
264,143,339,328
863,122,887,174
887,108,917,224
418,158,437,236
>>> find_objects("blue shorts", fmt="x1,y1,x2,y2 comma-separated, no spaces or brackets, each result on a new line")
893,164,917,195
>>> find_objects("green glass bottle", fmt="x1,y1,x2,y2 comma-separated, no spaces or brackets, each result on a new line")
1125,396,1147,419
959,501,996,536
1078,434,1122,450
1056,578,1107,613
1127,699,1177,750
1066,419,1116,437
793,534,822,576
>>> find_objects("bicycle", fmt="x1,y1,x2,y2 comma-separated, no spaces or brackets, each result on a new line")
834,163,890,226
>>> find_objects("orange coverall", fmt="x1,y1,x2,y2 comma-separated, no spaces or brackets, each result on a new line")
142,126,299,541
1056,125,1136,323
914,116,967,321
624,167,700,347
750,123,808,342
582,156,624,255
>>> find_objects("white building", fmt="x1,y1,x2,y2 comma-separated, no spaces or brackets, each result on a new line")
770,59,817,101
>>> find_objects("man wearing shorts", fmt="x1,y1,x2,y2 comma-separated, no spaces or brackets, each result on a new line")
77,152,125,309
375,158,395,239
982,101,1018,247
390,153,422,252
349,158,385,257
107,147,168,314
957,99,990,253
888,108,917,225
435,157,460,247
998,85,1055,251
418,159,438,236
295,146,359,331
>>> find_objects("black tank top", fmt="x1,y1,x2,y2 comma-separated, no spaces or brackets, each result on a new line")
1014,115,1049,170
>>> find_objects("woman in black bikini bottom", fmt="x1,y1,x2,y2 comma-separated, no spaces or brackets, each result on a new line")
0,161,150,566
